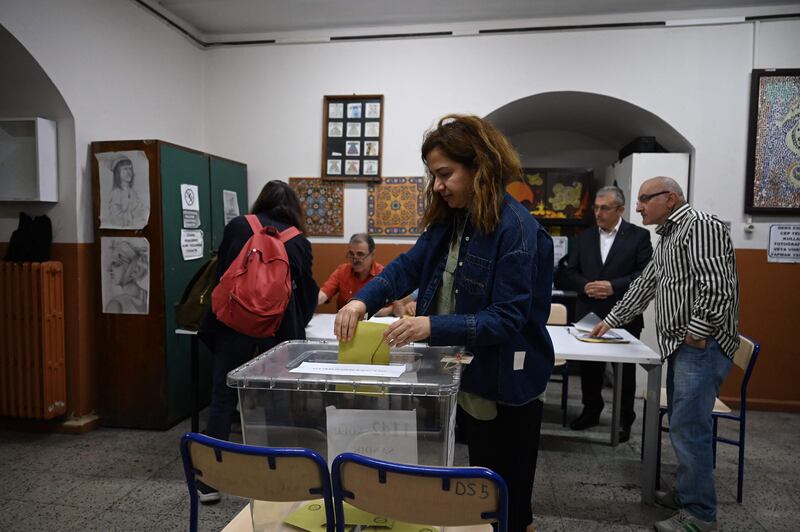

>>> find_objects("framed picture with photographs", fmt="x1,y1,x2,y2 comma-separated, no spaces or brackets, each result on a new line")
322,94,383,182
745,69,800,214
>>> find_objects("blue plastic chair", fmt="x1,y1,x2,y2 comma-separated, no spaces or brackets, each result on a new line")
711,336,760,503
331,452,509,532
180,432,335,532
650,335,760,503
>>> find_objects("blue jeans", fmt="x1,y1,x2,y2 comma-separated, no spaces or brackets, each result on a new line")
666,337,732,522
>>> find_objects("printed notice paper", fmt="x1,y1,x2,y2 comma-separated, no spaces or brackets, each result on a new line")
180,184,199,211
326,406,418,466
290,362,405,378
768,224,800,263
180,229,204,260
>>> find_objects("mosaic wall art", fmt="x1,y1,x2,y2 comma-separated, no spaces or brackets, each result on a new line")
506,168,592,222
289,177,344,237
367,176,425,236
746,69,800,214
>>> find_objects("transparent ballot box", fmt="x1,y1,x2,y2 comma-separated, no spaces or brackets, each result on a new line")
227,340,464,468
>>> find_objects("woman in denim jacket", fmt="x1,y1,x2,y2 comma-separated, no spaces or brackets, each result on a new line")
335,114,555,532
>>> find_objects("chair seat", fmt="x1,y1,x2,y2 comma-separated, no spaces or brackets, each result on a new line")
554,358,567,367
713,398,732,414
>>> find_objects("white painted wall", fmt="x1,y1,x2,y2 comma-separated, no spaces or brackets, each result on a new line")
203,20,799,249
0,0,206,242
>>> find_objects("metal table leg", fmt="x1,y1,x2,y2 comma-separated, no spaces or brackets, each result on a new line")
610,362,623,446
640,362,663,504
190,334,199,433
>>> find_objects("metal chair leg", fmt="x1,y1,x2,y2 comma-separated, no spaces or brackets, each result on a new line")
712,416,719,468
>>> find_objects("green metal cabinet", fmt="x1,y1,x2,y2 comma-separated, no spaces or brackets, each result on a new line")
92,140,247,429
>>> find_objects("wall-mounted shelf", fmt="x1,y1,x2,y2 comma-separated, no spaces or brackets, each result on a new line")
0,117,58,202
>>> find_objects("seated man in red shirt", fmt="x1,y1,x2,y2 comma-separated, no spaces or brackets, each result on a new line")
318,233,402,316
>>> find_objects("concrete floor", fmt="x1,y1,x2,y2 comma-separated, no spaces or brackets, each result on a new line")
1,379,798,531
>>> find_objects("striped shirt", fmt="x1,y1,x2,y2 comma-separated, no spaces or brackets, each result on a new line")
604,203,739,361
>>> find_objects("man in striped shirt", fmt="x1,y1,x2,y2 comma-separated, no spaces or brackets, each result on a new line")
592,176,739,532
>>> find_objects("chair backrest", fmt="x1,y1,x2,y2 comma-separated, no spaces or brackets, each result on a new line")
732,335,760,403
548,303,567,325
180,432,335,531
331,452,508,532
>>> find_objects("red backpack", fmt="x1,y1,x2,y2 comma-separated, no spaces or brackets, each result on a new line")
211,214,301,338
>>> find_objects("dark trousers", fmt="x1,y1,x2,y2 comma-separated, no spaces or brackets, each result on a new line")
457,399,544,532
579,361,637,428
205,331,273,441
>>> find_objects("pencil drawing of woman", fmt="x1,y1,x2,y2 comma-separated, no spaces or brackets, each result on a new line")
106,156,147,228
104,238,149,314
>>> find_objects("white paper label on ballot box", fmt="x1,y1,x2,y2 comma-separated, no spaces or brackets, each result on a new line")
326,406,418,466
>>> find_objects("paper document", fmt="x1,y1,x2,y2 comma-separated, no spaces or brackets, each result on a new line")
568,327,630,344
290,362,405,378
338,321,390,365
573,311,603,332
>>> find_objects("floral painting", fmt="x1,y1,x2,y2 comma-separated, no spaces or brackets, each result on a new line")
289,177,344,237
367,176,425,236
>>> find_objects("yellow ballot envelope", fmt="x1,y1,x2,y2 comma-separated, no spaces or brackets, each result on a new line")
338,321,390,365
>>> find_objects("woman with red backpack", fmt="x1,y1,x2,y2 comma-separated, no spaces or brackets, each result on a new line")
197,180,318,503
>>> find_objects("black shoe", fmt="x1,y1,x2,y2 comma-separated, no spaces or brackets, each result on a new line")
197,480,220,504
569,410,601,431
618,427,631,443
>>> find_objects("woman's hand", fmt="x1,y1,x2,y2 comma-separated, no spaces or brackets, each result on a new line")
334,300,367,342
384,316,431,348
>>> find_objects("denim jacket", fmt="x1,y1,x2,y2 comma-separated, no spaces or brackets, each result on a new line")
356,194,555,405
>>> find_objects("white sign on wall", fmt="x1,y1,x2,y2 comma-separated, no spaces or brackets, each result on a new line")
767,224,800,263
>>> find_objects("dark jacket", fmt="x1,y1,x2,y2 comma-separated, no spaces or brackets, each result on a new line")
555,219,652,335
356,194,555,406
200,213,318,350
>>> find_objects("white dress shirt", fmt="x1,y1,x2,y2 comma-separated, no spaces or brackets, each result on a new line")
599,218,621,263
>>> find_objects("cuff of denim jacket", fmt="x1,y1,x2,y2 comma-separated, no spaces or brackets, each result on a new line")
687,317,714,338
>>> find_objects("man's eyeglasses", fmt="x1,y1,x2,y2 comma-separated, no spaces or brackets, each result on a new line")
346,251,373,261
637,190,670,204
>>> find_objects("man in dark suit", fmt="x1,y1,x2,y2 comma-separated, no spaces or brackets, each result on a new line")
555,186,652,442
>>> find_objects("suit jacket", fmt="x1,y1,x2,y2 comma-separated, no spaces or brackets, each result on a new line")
555,219,652,335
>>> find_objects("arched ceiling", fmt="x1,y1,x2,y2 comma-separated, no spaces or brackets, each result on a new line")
486,91,694,154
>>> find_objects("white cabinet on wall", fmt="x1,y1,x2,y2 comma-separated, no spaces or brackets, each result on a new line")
605,152,690,245
0,118,58,202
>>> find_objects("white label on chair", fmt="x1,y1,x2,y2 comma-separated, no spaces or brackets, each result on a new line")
514,351,525,371
326,406,418,467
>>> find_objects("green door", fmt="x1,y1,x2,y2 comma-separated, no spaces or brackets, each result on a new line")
160,143,212,425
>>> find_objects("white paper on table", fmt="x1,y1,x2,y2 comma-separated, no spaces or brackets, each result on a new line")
326,406,418,466
573,311,602,332
290,362,405,378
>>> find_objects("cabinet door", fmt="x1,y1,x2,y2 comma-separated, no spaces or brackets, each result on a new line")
160,143,211,425
209,157,248,250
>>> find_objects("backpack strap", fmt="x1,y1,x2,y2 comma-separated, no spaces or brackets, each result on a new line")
245,214,263,234
278,226,302,243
